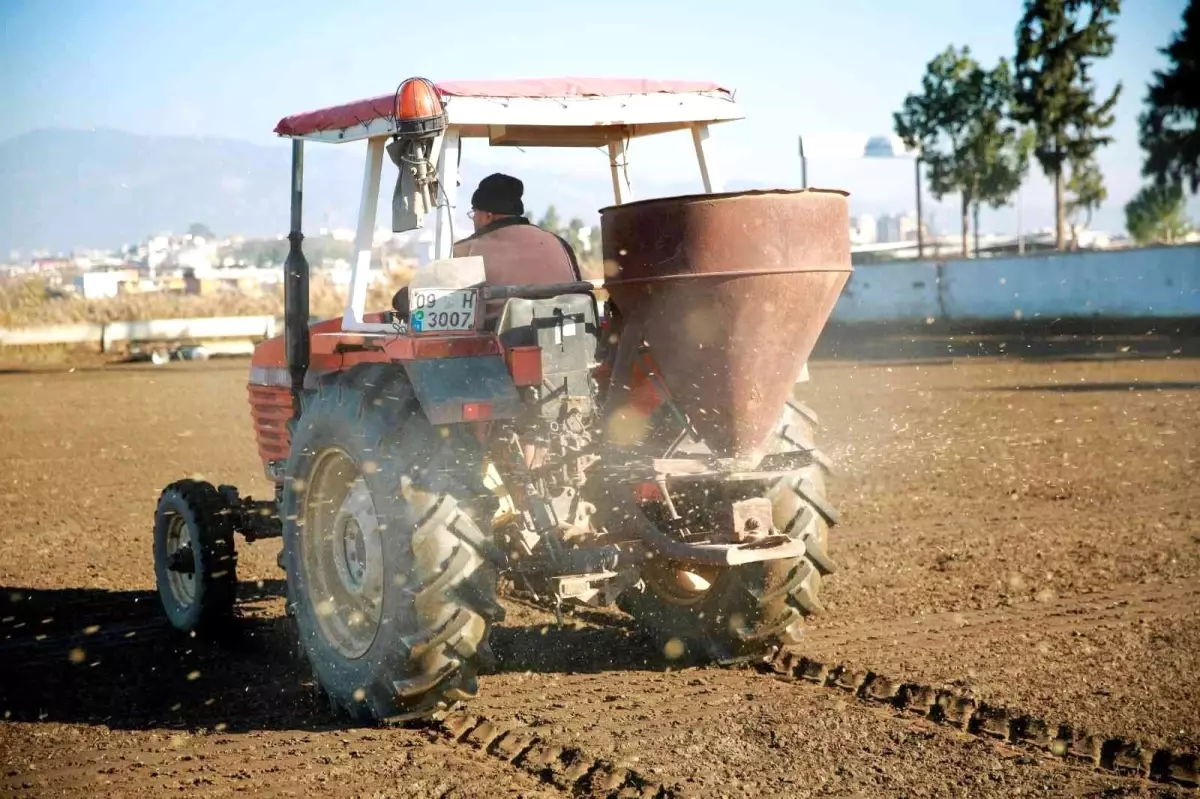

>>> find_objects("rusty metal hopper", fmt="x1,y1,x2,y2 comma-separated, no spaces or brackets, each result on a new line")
600,189,852,464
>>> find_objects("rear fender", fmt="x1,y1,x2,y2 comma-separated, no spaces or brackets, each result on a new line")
403,355,521,425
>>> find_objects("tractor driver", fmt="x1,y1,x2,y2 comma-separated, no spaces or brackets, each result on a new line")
392,172,581,323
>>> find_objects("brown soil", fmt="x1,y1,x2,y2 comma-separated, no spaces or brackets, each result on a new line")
1,348,1197,797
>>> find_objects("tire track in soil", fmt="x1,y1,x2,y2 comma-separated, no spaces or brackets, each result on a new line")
806,579,1200,652
1,592,676,798
494,589,1200,791
3,706,676,798
5,582,1195,794
1,729,566,798
753,650,1199,789
428,711,679,798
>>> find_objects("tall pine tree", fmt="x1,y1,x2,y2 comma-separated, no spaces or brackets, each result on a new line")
1139,0,1199,193
1012,0,1121,250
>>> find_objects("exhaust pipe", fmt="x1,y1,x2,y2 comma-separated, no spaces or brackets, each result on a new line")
284,139,310,420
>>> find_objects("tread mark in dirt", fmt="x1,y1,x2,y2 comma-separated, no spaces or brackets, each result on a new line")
756,650,1199,788
432,710,679,798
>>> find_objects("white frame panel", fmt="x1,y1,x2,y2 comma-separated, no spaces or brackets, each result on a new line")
608,139,633,204
285,92,742,145
691,124,723,193
341,137,387,331
434,129,461,262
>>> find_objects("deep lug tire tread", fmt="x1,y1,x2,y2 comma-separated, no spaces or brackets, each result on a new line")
281,364,501,725
619,389,839,661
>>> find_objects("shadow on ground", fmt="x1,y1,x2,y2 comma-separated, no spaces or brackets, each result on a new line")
0,582,668,733
992,381,1200,392
813,324,1200,363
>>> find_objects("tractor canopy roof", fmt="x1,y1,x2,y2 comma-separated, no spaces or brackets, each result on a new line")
274,78,742,146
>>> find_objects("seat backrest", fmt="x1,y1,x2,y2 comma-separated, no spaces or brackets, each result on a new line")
496,294,601,418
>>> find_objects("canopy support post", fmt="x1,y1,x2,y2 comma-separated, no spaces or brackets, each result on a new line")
692,124,723,194
342,138,385,331
435,128,461,261
608,138,633,204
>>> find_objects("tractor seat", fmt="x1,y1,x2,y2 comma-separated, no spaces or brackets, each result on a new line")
494,294,601,417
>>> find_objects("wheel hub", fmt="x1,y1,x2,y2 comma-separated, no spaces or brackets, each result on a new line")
164,516,197,607
336,516,368,592
643,559,719,606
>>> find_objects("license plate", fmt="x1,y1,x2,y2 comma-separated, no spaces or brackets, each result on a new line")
409,289,479,334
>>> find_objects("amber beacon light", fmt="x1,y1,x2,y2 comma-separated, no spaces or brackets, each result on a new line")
394,77,446,137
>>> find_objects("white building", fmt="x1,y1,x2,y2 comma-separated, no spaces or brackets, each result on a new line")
174,241,219,271
876,215,900,243
75,271,123,300
851,214,877,245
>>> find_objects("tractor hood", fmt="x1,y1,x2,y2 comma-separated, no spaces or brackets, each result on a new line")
600,188,852,464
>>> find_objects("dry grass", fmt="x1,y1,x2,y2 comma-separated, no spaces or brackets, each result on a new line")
0,266,416,328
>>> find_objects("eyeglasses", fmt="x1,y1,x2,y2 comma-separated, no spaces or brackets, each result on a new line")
467,209,478,219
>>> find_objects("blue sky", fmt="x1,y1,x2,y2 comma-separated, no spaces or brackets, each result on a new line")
0,0,1191,237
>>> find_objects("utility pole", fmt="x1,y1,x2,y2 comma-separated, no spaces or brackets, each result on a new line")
1017,184,1025,255
798,136,808,189
915,157,924,259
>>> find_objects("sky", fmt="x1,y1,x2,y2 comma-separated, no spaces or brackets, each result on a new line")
0,0,1193,238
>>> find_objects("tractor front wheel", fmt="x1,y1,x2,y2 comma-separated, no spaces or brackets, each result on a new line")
153,479,238,635
280,365,504,723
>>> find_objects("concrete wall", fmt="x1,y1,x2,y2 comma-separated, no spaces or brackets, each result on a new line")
0,316,277,349
831,244,1200,324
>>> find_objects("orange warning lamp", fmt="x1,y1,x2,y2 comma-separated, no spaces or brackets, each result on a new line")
394,77,446,137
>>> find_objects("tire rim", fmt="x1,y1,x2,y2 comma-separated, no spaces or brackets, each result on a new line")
302,448,384,659
642,559,719,607
164,515,196,607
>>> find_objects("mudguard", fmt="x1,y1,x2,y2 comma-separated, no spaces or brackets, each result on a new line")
403,355,520,425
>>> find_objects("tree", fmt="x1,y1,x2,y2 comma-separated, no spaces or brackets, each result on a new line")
566,217,585,252
973,125,1034,258
187,222,215,240
537,205,563,236
1124,184,1193,245
895,46,1025,258
1065,157,1106,247
1139,0,1199,194
1013,0,1122,251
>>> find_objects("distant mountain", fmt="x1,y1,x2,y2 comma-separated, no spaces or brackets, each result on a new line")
0,128,667,256
6,128,1184,255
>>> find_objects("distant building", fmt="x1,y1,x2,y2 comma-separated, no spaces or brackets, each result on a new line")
850,214,877,245
74,267,141,299
876,215,901,243
31,257,71,273
873,213,919,243
173,241,218,271
146,236,171,277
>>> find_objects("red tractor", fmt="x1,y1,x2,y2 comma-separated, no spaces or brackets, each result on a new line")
152,77,852,723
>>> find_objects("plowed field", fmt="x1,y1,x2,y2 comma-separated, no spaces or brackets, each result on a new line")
2,342,1197,797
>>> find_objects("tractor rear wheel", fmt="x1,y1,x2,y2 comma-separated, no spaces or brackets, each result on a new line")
618,397,838,662
280,364,504,723
153,479,238,635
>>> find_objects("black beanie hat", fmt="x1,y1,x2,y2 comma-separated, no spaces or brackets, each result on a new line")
471,173,525,216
